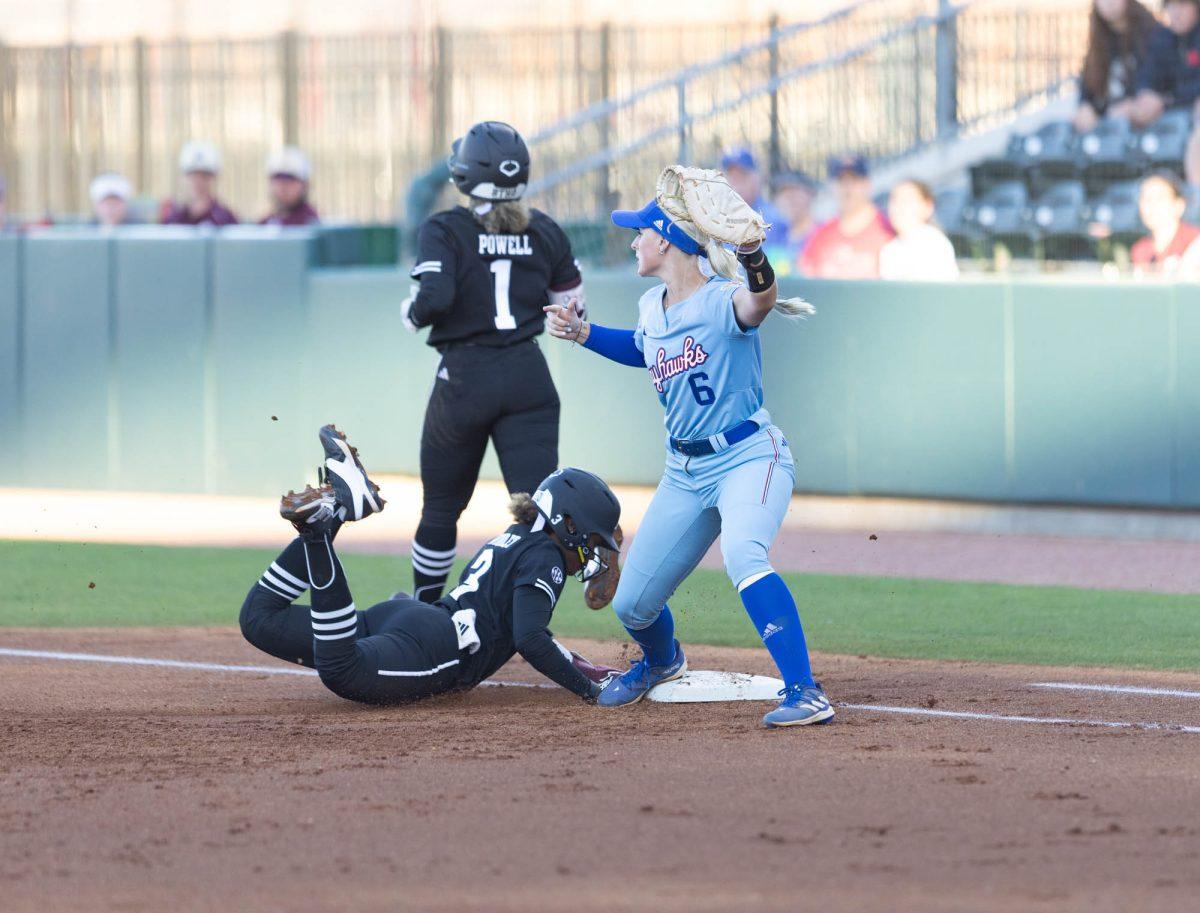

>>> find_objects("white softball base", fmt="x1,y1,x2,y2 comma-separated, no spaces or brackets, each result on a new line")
646,670,784,703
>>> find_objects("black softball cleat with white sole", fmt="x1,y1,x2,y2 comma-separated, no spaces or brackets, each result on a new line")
319,424,385,521
280,484,346,540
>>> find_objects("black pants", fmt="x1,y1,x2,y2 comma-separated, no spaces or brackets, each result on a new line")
239,542,465,705
414,339,560,600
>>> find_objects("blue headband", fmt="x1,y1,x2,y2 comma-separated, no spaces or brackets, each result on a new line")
610,199,707,257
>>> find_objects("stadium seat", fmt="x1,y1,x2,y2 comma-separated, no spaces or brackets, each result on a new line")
1022,121,1081,195
1029,180,1088,260
1079,116,1139,194
963,180,1031,256
934,185,976,257
1136,108,1192,173
1083,180,1143,248
970,133,1026,197
971,121,1079,198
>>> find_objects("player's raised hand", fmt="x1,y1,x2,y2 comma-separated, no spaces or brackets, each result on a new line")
542,297,586,341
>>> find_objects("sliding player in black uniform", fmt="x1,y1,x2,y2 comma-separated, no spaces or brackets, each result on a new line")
401,120,589,604
238,425,621,704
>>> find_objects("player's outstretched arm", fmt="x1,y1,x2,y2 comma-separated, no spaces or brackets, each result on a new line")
731,243,778,329
543,299,644,367
512,586,602,701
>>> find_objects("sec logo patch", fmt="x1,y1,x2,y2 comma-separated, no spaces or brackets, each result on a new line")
551,567,564,586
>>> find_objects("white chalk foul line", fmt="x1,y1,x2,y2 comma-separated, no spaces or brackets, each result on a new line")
0,647,319,676
0,647,550,689
1030,682,1200,700
843,702,1200,734
2,648,1197,730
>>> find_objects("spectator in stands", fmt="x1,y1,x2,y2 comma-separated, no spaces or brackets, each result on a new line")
720,147,787,247
800,154,895,280
1131,0,1200,185
1073,0,1159,133
89,173,133,228
162,141,238,226
1132,170,1200,278
879,179,959,281
764,171,817,275
260,147,320,226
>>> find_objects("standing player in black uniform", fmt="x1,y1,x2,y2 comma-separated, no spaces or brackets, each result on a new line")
238,424,622,704
400,120,588,604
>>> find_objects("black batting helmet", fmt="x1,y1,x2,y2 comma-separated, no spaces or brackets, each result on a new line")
531,468,621,579
447,121,530,201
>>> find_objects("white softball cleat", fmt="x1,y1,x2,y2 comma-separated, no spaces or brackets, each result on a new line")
318,424,385,522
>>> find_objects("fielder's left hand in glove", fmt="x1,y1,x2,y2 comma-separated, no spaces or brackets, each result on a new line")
656,165,769,249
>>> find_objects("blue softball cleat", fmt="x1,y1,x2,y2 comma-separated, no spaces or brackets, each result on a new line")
762,682,835,728
596,641,687,707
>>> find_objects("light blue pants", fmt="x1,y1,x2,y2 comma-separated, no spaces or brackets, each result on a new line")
612,424,796,630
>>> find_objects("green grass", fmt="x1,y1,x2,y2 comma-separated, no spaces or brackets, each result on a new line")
3,539,1198,671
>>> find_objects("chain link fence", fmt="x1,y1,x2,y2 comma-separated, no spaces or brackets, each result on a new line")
0,21,766,223
0,1,1092,269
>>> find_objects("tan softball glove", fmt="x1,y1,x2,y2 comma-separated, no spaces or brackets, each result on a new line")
655,165,769,249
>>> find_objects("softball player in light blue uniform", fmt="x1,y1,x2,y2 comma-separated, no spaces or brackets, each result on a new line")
544,195,834,728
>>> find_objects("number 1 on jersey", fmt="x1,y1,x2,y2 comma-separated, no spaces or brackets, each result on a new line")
490,260,517,330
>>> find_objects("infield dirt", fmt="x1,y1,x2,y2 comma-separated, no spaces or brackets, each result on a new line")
2,627,1198,913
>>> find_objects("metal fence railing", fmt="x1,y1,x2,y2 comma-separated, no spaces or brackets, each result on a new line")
524,0,1090,224
0,21,765,222
0,2,1088,227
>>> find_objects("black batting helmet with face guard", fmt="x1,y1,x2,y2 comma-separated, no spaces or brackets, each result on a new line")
531,468,621,581
447,121,530,201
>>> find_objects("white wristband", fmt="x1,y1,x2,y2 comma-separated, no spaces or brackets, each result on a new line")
400,284,419,334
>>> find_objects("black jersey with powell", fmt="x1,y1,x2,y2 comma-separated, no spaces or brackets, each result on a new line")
438,522,592,696
407,206,581,350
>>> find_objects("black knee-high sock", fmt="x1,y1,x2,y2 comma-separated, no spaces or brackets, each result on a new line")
303,536,358,665
256,538,311,602
411,520,457,604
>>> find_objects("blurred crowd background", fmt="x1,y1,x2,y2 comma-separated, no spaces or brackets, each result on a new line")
6,0,1200,279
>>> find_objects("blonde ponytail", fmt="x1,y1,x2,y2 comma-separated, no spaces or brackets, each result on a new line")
769,295,817,318
703,236,741,283
474,200,531,234
674,217,815,318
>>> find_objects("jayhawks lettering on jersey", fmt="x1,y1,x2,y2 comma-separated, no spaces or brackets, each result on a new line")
633,276,769,442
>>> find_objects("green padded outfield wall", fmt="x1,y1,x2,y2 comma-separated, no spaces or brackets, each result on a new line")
0,236,19,488
4,229,1200,507
111,231,209,492
21,236,113,490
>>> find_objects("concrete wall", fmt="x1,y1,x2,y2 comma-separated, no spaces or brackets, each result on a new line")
3,229,1200,508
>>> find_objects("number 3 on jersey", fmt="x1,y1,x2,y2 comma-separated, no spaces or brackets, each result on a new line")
448,548,494,601
490,260,516,330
